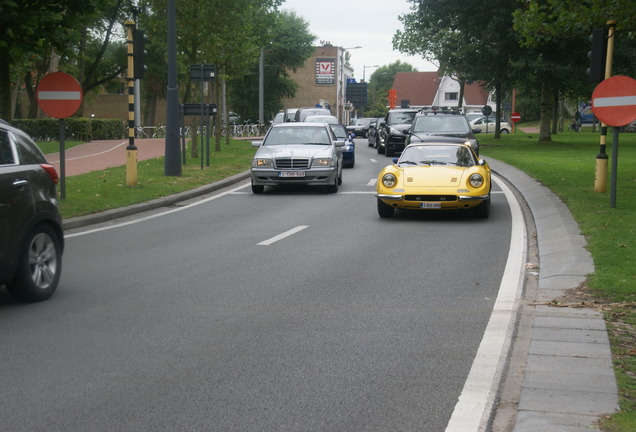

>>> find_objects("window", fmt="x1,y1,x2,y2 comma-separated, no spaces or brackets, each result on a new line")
0,130,16,165
445,92,458,101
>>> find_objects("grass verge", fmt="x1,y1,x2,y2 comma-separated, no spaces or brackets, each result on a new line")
480,126,635,431
48,138,256,219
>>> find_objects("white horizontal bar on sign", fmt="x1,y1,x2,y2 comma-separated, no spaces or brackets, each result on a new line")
258,225,308,246
594,95,636,107
38,91,81,100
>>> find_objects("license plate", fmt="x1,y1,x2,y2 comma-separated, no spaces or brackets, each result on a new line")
279,171,305,178
420,202,441,209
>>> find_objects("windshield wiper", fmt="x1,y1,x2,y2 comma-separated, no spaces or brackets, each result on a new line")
419,160,447,165
398,160,418,165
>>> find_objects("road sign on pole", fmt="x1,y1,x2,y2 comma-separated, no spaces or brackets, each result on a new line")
591,75,636,127
36,72,83,119
510,112,521,122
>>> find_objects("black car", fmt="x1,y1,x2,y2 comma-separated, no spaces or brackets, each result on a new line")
367,117,384,147
346,117,373,138
377,109,419,156
0,121,64,302
405,110,481,155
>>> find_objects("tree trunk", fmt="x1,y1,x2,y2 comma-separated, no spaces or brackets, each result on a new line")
551,90,559,135
539,80,552,142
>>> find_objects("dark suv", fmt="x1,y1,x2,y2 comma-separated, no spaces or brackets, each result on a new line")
0,121,64,302
405,109,481,155
377,108,418,156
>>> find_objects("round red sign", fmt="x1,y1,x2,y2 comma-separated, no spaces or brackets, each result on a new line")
591,75,636,127
36,72,83,119
511,112,521,122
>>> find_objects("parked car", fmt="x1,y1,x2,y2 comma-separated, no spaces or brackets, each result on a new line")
330,123,355,168
406,110,481,154
272,112,285,124
304,115,339,125
346,117,373,138
470,116,511,134
293,107,331,122
377,108,419,156
367,117,384,147
375,137,491,219
250,122,344,193
0,121,64,302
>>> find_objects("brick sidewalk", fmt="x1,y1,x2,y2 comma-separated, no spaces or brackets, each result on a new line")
45,138,166,176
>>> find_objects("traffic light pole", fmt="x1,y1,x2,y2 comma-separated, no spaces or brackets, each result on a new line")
594,20,617,193
125,20,138,186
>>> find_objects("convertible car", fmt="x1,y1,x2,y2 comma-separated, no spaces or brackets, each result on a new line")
375,138,491,218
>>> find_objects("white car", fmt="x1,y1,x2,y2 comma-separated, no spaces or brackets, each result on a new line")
470,116,511,134
250,123,344,193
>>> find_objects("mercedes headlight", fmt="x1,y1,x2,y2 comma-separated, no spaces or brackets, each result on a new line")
382,173,397,188
312,158,334,167
469,173,484,188
253,158,272,167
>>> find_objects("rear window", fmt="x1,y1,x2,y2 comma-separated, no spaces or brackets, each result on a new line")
388,111,416,125
0,130,16,165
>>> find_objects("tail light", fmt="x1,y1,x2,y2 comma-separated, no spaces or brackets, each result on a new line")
40,164,59,185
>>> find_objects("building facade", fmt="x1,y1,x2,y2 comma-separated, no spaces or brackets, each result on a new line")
283,44,354,124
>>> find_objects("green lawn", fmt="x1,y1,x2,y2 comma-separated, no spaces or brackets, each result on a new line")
480,125,635,431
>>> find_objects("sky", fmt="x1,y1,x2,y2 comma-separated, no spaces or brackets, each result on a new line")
280,0,438,80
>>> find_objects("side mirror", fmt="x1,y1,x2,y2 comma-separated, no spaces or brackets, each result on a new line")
392,157,399,164
478,159,486,166
472,128,482,134
334,140,345,148
251,140,263,148
402,127,411,134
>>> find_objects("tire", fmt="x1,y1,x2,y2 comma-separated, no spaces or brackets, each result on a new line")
474,199,490,219
377,142,385,154
326,176,339,193
500,129,510,134
251,184,264,194
8,224,62,302
337,167,343,185
377,198,395,218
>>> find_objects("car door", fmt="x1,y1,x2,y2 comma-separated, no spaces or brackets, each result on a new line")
0,129,37,274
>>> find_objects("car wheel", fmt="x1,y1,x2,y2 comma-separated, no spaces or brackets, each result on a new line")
474,199,490,218
337,167,343,185
8,224,62,302
377,198,395,218
500,129,510,134
377,144,384,154
251,184,264,194
326,176,339,193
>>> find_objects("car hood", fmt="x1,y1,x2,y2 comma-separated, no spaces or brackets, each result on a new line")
390,123,411,131
256,144,334,159
400,166,466,187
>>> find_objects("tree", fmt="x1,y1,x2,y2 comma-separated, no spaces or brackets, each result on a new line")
365,61,416,117
228,10,315,122
0,0,97,120
393,0,523,139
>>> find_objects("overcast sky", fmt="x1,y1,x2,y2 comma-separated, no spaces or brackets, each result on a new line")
280,0,438,80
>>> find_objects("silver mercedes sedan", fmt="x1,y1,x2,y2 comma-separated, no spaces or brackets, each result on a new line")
250,122,344,193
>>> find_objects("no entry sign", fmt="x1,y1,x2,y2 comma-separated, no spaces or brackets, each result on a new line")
36,72,83,119
591,75,636,127
511,112,521,122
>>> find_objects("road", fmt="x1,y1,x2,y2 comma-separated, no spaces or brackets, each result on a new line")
0,139,519,431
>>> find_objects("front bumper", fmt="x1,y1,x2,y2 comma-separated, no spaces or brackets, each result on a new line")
375,193,489,210
251,167,338,186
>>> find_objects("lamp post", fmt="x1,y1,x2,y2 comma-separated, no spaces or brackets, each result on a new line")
338,46,362,123
363,64,380,82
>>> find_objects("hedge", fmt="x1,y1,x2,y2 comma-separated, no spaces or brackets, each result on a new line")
12,118,126,142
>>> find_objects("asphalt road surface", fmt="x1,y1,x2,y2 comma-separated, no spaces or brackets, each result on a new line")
0,139,516,431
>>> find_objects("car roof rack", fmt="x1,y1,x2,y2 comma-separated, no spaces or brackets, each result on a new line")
416,106,464,115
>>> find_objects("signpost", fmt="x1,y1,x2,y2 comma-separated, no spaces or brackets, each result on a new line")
591,75,636,208
510,112,521,134
36,72,83,200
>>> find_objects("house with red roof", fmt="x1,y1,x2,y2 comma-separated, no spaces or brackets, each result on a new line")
391,71,494,115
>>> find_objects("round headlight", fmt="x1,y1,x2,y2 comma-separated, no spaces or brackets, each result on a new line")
382,173,397,188
469,173,484,188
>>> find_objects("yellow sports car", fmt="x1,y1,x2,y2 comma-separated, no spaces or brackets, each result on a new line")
375,138,491,218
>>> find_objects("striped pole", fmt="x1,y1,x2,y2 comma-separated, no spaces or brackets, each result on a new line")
125,20,138,186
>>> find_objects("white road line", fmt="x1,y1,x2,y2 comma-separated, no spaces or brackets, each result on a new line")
257,226,308,246
366,179,377,186
370,158,378,163
445,174,526,431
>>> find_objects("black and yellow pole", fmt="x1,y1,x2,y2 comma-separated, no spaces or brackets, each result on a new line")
594,20,617,192
125,20,138,186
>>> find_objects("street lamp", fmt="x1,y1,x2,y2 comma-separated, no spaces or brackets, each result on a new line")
363,64,380,82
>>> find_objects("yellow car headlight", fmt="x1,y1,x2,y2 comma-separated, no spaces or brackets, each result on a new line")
312,158,334,167
382,173,397,188
253,158,272,167
469,173,484,188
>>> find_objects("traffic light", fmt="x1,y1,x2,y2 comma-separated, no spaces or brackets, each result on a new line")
587,28,607,83
133,29,147,79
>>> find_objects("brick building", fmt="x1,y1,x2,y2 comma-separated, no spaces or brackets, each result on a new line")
283,44,354,124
